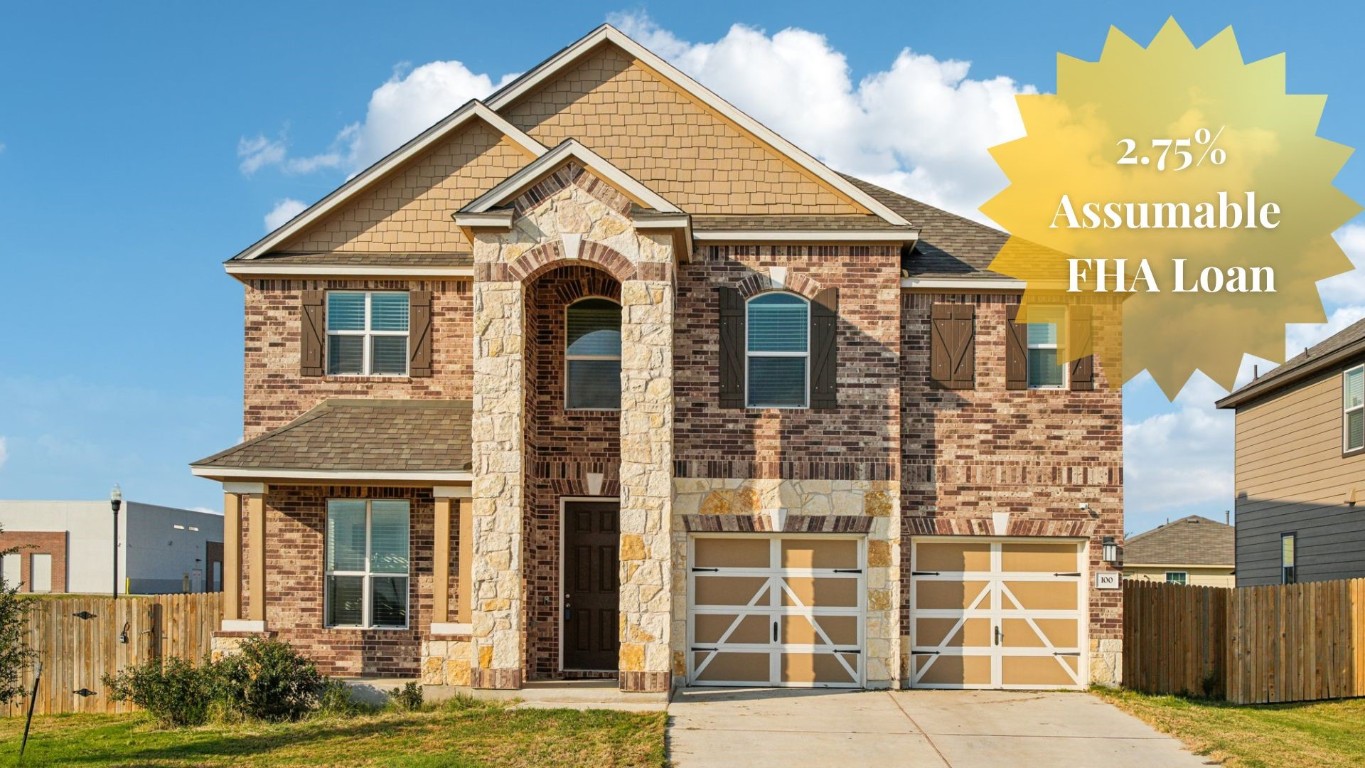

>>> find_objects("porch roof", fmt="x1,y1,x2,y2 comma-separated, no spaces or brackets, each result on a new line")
190,399,472,480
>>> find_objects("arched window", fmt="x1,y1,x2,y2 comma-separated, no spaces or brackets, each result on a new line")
746,292,809,408
565,297,622,410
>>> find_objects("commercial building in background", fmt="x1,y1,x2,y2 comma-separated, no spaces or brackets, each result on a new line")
0,500,223,594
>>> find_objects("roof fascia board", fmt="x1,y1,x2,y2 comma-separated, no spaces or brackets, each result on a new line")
224,263,473,278
232,101,545,262
1217,341,1365,409
464,139,681,214
191,466,474,482
901,277,1026,290
485,25,911,227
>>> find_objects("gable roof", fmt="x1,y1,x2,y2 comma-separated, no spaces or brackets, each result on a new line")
486,25,909,227
1217,317,1365,409
190,399,472,482
230,101,545,262
1124,515,1235,567
459,139,681,215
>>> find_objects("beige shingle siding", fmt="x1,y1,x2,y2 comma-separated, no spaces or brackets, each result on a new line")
278,121,532,254
502,44,864,215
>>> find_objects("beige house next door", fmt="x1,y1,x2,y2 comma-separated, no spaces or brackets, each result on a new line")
687,535,865,687
909,538,1087,689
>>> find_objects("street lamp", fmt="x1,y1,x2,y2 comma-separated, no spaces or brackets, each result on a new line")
110,484,122,599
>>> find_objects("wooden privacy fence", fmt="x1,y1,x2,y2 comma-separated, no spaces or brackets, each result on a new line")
2,593,221,716
1124,579,1365,704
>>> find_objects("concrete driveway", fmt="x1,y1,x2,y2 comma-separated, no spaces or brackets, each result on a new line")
667,688,1213,768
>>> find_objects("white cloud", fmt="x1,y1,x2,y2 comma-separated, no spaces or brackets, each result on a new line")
0,436,8,469
611,12,1035,221
237,134,287,176
264,198,307,232
1124,373,1235,519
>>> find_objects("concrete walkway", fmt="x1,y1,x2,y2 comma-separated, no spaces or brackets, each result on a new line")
667,688,1213,768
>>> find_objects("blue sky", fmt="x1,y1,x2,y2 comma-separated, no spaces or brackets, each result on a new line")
1,1,1361,534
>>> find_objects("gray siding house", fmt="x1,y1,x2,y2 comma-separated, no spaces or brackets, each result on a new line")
1217,319,1365,586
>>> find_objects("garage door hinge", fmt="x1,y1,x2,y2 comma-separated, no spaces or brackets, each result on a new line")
833,568,862,574
691,567,720,573
691,647,718,652
1053,572,1082,577
911,571,940,576
1052,651,1081,656
835,649,861,654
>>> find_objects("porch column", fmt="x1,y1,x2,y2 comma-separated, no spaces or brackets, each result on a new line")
431,486,473,633
470,273,525,689
457,496,474,624
222,491,241,621
617,264,676,693
246,491,266,625
221,482,266,632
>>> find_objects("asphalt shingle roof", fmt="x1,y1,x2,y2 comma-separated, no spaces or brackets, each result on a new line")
192,399,472,473
690,214,912,232
1218,317,1365,408
248,252,473,267
1124,515,1235,567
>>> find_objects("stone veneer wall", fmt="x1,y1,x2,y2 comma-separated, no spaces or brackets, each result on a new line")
222,485,440,677
899,292,1124,684
470,166,676,691
242,278,471,438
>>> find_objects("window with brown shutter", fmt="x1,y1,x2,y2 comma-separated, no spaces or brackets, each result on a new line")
409,291,433,378
1069,305,1095,391
718,287,745,408
811,288,839,408
1005,304,1028,390
930,303,975,389
300,290,325,377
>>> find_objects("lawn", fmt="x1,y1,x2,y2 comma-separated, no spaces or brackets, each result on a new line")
0,699,667,767
1094,688,1365,768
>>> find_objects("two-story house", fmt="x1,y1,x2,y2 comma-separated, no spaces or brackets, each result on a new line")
192,25,1123,699
1217,318,1365,587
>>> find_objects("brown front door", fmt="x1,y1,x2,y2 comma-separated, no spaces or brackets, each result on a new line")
563,501,620,671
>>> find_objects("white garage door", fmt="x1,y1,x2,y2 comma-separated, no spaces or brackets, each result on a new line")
909,538,1087,689
687,535,864,687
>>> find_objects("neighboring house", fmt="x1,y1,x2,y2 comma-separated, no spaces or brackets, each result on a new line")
1122,515,1235,588
1217,318,1365,587
0,500,224,594
191,25,1123,697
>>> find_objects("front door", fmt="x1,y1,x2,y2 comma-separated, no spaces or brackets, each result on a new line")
563,501,620,671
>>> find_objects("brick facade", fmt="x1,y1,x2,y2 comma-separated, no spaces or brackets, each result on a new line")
0,531,67,593
242,278,471,437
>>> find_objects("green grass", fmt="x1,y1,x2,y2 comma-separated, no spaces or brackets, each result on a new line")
1093,688,1365,768
0,698,666,767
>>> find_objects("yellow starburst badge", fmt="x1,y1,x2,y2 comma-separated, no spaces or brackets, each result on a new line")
983,18,1361,398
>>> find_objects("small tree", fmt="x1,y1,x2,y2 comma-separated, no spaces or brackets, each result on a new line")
0,525,33,705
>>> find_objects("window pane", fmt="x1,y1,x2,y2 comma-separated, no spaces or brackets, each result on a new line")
1349,411,1364,451
1281,535,1295,567
370,501,410,574
327,575,364,626
1165,572,1186,585
1028,348,1064,387
371,293,410,332
327,293,366,331
1347,369,1364,409
327,501,367,572
567,300,621,357
748,294,808,353
371,577,408,627
567,359,621,409
748,356,807,407
328,335,364,375
1027,321,1058,346
371,336,408,375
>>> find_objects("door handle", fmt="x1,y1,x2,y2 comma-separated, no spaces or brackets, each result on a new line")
564,592,572,621
772,619,779,643
994,625,1003,646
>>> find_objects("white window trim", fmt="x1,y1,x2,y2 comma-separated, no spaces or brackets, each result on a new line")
564,296,622,412
324,499,411,630
326,291,410,377
1164,571,1188,585
1344,365,1364,453
745,293,811,409
1026,310,1069,390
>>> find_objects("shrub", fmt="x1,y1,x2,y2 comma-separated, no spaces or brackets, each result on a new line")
104,657,212,727
212,637,326,721
387,681,423,711
0,532,33,706
315,678,376,717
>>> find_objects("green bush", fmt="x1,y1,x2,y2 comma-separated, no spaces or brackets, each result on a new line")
315,678,376,717
103,657,213,727
212,637,326,721
387,681,423,711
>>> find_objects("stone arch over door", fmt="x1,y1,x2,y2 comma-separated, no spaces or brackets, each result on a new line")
507,240,638,284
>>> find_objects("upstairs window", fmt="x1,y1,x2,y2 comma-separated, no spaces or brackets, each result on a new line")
326,499,410,628
1281,533,1296,585
747,293,809,408
327,291,409,376
566,298,621,410
1026,308,1067,389
1345,365,1363,453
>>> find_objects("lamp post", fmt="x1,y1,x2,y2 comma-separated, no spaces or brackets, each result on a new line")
110,484,122,599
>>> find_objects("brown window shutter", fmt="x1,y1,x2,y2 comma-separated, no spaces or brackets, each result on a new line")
718,287,745,408
1069,305,1095,391
409,291,433,377
300,290,325,377
1005,304,1028,391
930,303,975,389
811,288,839,409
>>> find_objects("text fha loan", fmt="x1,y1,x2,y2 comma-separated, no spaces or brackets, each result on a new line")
1068,259,1276,294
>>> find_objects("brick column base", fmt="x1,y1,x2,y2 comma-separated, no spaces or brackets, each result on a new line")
619,670,671,693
